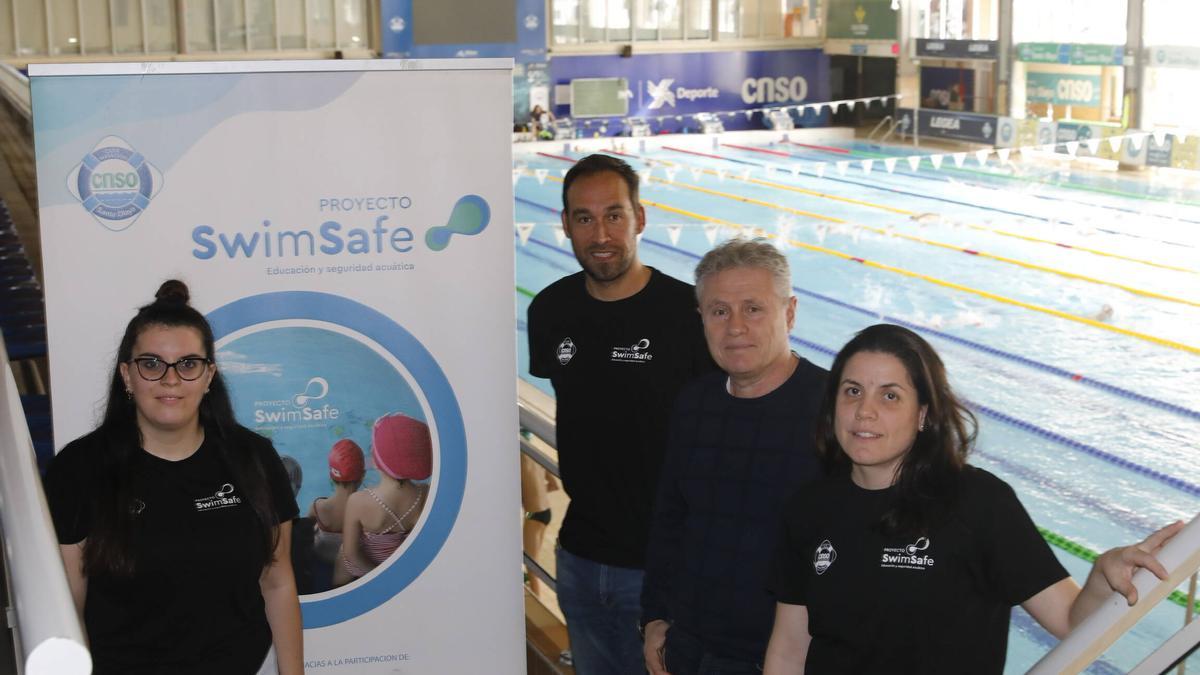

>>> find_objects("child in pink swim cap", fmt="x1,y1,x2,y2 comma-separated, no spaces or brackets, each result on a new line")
334,414,433,586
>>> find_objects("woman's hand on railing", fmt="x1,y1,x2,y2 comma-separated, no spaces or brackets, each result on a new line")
1071,520,1186,626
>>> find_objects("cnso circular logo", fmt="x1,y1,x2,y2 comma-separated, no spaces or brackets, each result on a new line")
66,135,163,232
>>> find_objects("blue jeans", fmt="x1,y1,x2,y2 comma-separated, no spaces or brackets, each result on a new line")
555,546,646,675
663,625,762,675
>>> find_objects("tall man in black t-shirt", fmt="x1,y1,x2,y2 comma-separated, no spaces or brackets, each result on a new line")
527,154,714,675
640,239,827,675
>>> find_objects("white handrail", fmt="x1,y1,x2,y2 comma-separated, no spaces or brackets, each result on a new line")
1128,614,1200,675
0,336,91,674
1029,513,1200,675
0,64,30,120
517,378,556,449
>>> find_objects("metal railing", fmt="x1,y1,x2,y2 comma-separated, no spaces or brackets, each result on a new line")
0,335,90,674
518,379,560,593
0,64,30,120
1029,514,1200,675
866,115,896,144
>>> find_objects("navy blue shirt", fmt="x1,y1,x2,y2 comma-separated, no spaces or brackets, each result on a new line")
641,358,826,662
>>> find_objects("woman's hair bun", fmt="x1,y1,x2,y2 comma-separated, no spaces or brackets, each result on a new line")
154,279,190,305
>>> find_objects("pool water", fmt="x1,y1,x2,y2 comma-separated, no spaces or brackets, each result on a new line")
513,135,1200,673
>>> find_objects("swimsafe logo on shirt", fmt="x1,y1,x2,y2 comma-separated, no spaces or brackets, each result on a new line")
194,483,242,511
881,536,935,570
611,338,653,363
66,136,163,232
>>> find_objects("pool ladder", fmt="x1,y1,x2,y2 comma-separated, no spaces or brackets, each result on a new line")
867,115,898,144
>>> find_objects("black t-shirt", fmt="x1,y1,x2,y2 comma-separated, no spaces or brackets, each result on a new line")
641,359,827,662
527,268,714,568
769,467,1069,674
43,427,299,675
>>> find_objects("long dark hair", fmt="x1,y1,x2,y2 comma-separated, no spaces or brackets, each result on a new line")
86,280,278,576
814,324,977,535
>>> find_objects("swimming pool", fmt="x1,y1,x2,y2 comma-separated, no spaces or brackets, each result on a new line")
513,131,1200,673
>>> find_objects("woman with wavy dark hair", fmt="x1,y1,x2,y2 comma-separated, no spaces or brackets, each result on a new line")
762,323,1181,674
43,280,303,675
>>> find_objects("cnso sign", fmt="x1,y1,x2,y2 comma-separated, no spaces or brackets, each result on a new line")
741,76,809,104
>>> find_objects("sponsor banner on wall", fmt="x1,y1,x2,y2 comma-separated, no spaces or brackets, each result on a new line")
919,66,976,110
1026,72,1102,107
1145,135,1174,167
30,59,522,674
826,0,897,40
995,116,1021,148
549,49,831,130
1054,122,1122,159
1171,136,1199,170
915,39,998,60
896,107,998,144
1016,42,1124,66
1147,46,1200,70
381,0,546,63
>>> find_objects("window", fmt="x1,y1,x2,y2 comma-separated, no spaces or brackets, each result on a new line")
278,2,307,48
112,0,144,54
50,0,81,55
309,0,337,49
146,0,177,53
247,0,277,50
1144,0,1200,46
1013,0,1126,44
554,0,812,45
337,0,368,49
686,0,711,39
16,1,48,56
185,0,216,52
608,0,633,42
554,0,582,44
215,0,247,50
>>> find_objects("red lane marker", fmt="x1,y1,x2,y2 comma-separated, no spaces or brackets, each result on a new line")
1055,242,1074,248
663,145,729,161
721,143,791,157
963,249,979,255
850,257,866,263
536,152,576,163
786,140,851,154
1071,374,1084,381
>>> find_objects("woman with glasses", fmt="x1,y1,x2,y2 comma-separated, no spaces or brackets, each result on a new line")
763,323,1181,674
43,280,303,675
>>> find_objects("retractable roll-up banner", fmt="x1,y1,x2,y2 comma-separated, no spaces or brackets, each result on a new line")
30,59,522,673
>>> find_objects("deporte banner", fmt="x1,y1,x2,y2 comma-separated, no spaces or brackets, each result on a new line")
30,59,522,674
550,49,831,130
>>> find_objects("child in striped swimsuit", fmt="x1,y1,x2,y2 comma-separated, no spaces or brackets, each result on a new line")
335,413,432,585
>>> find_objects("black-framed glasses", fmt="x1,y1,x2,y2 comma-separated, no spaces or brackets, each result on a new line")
130,356,212,382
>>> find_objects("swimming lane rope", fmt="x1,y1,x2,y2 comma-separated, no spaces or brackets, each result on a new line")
513,191,1200,422
664,145,1197,273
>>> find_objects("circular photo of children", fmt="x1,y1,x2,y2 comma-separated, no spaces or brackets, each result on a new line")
218,322,435,595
